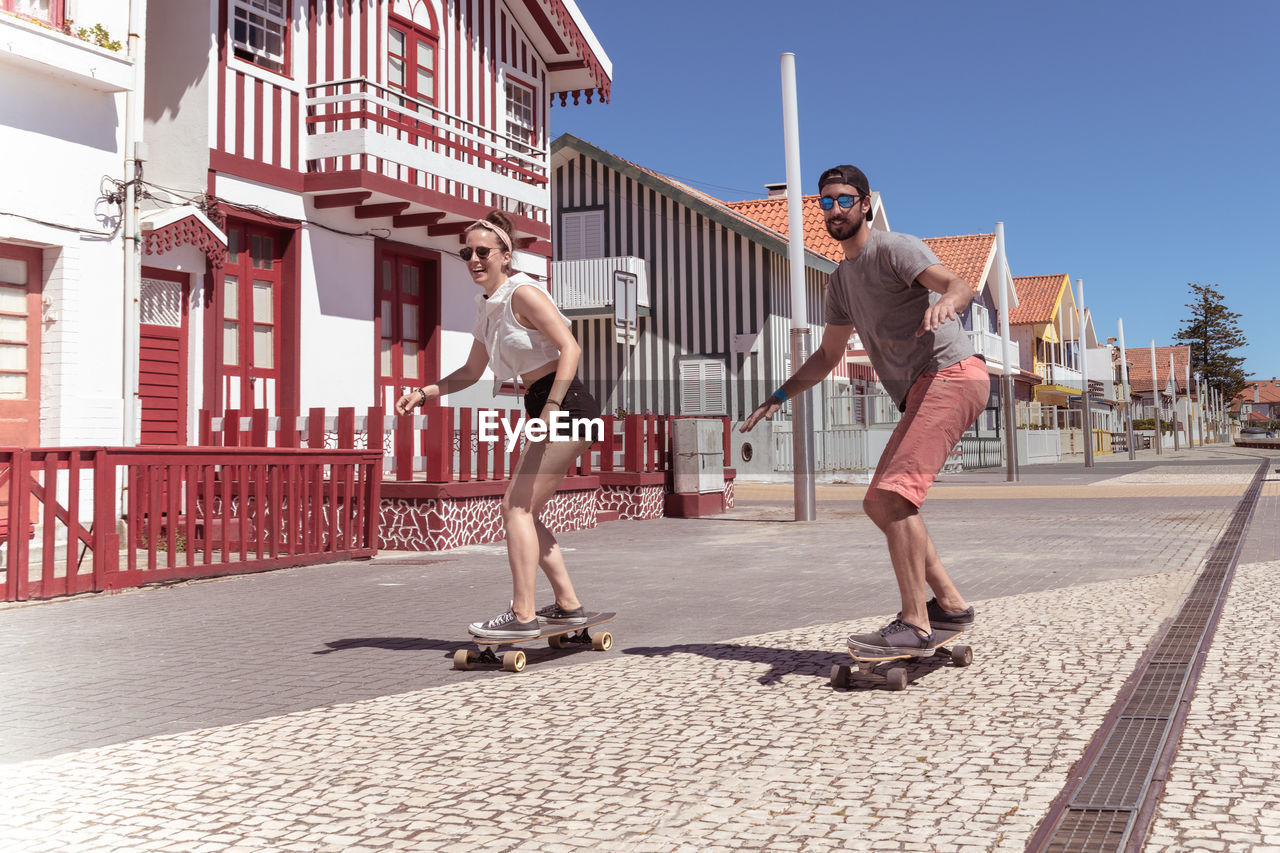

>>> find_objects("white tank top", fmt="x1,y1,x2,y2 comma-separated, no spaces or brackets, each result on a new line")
471,272,570,385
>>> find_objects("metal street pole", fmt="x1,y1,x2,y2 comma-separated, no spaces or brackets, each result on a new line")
781,52,815,521
1150,341,1162,455
1118,318,1135,460
995,222,1018,482
1078,280,1093,468
1169,353,1180,452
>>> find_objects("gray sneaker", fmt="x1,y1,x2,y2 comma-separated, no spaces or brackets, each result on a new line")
926,598,975,631
847,618,935,656
536,602,588,624
469,607,540,639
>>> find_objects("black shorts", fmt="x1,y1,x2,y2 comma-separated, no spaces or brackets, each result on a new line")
524,374,602,428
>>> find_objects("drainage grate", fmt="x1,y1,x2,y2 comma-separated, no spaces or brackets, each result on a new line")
1072,716,1169,807
1042,809,1132,853
1122,662,1191,719
1027,458,1271,852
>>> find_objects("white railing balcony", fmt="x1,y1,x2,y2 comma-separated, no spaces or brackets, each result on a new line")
304,78,549,219
1038,361,1083,388
967,329,1021,371
550,256,650,315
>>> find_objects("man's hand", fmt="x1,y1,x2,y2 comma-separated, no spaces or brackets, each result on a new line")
395,389,425,415
740,398,782,433
915,295,961,337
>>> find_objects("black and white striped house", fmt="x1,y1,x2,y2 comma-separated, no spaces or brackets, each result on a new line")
548,133,841,429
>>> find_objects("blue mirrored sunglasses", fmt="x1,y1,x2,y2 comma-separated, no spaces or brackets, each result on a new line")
818,194,863,210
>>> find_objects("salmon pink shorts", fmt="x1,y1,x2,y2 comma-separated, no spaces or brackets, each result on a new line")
869,355,991,507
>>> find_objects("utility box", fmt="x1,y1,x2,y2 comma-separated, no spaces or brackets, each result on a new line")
671,418,725,494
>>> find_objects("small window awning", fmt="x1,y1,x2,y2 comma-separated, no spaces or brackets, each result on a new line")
141,206,228,267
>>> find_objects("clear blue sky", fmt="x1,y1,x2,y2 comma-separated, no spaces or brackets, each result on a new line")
557,0,1279,381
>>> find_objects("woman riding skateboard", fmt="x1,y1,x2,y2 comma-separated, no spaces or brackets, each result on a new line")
395,210,601,639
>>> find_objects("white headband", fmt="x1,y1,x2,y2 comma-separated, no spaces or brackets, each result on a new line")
468,220,512,251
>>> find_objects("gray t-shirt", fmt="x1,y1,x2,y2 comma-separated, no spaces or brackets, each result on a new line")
823,229,975,410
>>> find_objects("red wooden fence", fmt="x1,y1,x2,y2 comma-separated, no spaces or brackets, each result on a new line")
198,407,730,482
1,446,381,603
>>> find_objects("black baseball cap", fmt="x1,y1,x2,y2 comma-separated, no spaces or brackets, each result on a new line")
817,165,870,196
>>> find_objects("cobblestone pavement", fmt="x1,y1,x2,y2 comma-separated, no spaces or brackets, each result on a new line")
1146,560,1280,853
0,447,1277,851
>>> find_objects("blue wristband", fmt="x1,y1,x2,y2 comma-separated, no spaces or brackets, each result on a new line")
770,388,788,404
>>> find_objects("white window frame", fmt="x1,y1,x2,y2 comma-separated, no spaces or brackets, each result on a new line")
230,0,288,75
679,357,727,416
504,77,536,154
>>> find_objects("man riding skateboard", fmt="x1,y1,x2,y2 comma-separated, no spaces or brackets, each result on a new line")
740,165,988,656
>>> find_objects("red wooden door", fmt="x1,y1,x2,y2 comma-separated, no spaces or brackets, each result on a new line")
375,246,440,411
0,243,41,447
139,268,189,445
221,222,285,412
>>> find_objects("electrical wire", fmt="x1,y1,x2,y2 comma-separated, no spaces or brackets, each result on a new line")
0,211,118,238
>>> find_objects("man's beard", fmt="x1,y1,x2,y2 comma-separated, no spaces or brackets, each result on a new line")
825,213,864,241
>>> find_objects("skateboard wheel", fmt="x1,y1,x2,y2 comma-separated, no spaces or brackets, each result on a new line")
886,668,908,691
453,649,476,671
951,644,973,667
830,664,851,688
592,631,613,651
548,634,566,650
502,650,526,672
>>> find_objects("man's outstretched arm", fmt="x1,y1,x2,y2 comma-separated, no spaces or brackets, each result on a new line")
740,323,854,432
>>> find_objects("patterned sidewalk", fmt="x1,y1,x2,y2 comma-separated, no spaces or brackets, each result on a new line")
0,572,1196,852
1,450,1277,851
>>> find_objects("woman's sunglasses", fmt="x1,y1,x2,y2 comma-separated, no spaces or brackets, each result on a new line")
460,246,503,261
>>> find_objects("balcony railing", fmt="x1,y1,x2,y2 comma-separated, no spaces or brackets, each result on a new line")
305,78,549,220
967,329,1020,371
1037,361,1082,388
550,257,650,315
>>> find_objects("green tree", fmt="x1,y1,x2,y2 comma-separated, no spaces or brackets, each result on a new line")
1174,282,1249,400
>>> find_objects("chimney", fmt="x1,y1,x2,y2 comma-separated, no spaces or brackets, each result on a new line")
765,182,788,198
1255,384,1261,403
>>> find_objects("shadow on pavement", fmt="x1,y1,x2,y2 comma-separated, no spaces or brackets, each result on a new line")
623,642,848,686
314,637,460,654
623,642,964,690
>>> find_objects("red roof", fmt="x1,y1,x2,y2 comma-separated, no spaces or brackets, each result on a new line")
920,234,995,293
1114,345,1192,393
1009,274,1067,325
723,198,996,295
1232,378,1280,409
723,194,844,262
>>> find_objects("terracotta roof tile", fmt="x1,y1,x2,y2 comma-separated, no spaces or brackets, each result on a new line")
1232,378,1280,407
1009,275,1067,325
1113,345,1192,393
723,195,844,262
920,234,995,293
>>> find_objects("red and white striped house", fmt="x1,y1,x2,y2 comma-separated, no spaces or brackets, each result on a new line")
140,0,612,436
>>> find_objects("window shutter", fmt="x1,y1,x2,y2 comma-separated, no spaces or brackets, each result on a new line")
679,357,727,415
680,359,701,413
582,211,604,257
561,212,584,260
703,360,726,414
559,210,604,261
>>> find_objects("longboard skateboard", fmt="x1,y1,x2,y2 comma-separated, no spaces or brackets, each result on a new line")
453,611,616,673
830,627,972,691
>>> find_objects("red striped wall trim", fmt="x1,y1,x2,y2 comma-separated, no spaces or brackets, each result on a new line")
209,150,306,192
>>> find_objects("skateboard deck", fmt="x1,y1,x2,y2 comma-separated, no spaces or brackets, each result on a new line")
453,611,616,673
832,627,972,691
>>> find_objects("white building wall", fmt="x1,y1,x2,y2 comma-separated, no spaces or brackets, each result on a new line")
0,9,133,447
301,227,377,409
